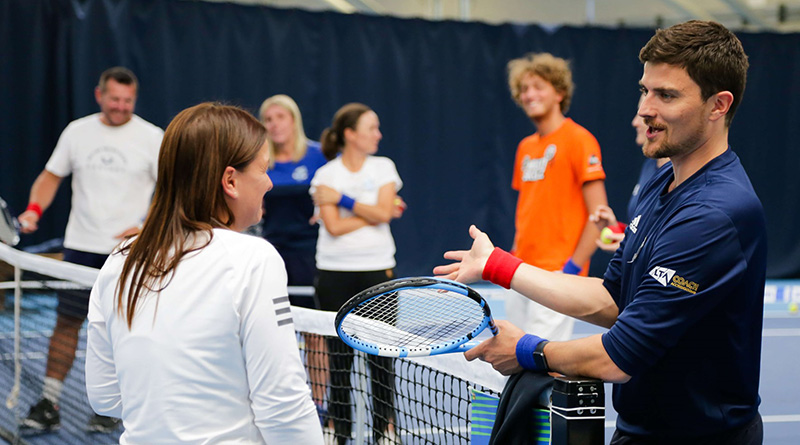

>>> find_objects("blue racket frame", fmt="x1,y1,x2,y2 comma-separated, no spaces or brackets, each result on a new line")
335,277,498,358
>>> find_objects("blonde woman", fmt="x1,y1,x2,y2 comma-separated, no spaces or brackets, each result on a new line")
259,94,329,420
258,94,327,296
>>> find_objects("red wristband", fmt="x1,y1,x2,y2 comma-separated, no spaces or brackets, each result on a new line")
26,202,43,218
482,247,524,289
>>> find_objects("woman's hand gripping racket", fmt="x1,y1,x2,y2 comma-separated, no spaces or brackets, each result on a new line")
335,277,497,358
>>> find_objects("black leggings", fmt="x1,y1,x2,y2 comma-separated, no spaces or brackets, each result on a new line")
316,268,397,444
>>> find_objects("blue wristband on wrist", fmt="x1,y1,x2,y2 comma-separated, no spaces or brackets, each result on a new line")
516,334,548,371
338,194,356,211
562,258,581,275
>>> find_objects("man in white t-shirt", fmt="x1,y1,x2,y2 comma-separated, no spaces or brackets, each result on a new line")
17,67,163,434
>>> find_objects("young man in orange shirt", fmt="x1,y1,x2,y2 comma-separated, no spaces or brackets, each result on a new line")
506,53,608,341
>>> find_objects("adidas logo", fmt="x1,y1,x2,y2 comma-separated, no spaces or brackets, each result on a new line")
649,266,676,287
629,215,641,234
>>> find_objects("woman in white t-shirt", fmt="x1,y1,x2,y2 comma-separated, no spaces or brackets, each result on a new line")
85,103,323,444
310,103,402,445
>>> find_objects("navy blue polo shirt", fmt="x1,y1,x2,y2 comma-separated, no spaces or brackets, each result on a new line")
602,148,767,438
262,141,327,251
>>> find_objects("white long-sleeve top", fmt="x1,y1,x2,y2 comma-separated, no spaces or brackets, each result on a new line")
85,229,323,444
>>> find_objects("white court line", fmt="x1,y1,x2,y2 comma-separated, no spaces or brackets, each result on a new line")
762,328,800,337
0,330,54,340
764,314,800,319
763,415,800,423
1,350,85,361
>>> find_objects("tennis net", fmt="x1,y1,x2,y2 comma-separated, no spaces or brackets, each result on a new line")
0,241,505,444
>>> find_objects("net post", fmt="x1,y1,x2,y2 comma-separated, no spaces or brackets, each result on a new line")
353,350,369,445
5,264,22,410
550,376,604,445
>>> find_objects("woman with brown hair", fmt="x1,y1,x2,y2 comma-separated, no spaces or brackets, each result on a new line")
311,103,401,445
85,103,323,444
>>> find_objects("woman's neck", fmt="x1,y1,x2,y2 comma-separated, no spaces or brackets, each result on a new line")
273,137,296,162
341,147,367,172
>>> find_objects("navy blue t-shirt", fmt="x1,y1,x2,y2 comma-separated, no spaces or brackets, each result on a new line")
626,158,661,222
601,148,767,438
262,141,327,251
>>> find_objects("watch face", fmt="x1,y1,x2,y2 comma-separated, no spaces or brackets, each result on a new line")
533,352,545,371
533,341,549,372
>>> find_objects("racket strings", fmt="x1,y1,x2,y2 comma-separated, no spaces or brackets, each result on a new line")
342,288,486,352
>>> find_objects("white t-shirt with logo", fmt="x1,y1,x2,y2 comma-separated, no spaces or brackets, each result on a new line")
45,113,162,254
311,156,402,271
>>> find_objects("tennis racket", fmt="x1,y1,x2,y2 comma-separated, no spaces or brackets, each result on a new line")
0,196,20,246
335,277,497,358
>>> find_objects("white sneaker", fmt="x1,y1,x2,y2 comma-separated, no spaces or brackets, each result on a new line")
323,426,336,445
376,428,401,445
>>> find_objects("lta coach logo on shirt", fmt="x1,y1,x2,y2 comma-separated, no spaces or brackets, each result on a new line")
649,266,700,294
649,266,675,287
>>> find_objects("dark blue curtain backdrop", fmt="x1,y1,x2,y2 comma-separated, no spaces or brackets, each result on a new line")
2,0,799,277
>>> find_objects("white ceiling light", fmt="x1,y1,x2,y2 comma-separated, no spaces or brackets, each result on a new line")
322,0,356,13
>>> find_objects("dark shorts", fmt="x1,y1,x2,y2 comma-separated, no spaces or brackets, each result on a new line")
610,412,763,445
56,249,108,319
276,248,318,309
314,268,395,312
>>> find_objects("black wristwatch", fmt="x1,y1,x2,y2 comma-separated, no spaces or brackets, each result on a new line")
533,340,550,372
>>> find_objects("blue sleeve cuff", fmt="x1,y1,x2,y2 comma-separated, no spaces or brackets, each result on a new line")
516,334,548,371
338,194,356,211
562,258,581,275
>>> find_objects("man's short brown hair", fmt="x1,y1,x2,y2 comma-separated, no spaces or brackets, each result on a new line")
98,66,138,93
639,20,749,127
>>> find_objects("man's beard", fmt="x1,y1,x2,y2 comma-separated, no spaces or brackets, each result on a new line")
642,120,704,160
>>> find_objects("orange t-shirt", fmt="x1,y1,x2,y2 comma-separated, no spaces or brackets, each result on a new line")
512,118,605,273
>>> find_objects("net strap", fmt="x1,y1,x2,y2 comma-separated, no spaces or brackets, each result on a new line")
0,242,97,287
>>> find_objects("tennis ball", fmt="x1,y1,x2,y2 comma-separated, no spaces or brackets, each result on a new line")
600,227,615,244
789,302,799,314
